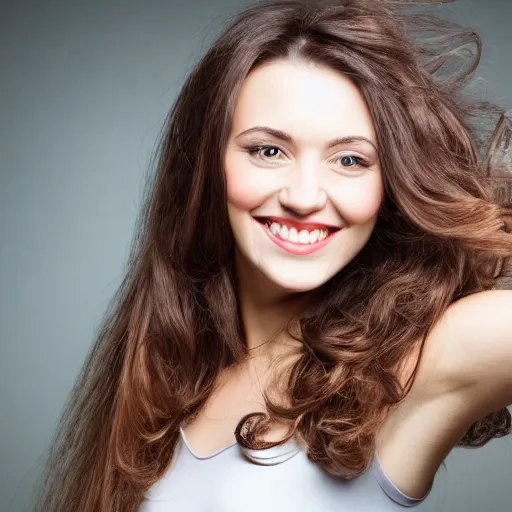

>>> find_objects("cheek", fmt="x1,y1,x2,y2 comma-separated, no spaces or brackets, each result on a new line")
332,176,383,224
225,152,271,210
226,175,255,210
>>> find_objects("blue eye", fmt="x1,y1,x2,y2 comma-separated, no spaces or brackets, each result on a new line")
338,155,369,168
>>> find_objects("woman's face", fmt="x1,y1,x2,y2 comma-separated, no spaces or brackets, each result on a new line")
224,58,383,294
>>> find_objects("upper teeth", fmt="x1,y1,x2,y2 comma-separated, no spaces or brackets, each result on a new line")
268,221,329,244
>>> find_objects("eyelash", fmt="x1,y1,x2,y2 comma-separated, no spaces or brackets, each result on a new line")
245,145,370,169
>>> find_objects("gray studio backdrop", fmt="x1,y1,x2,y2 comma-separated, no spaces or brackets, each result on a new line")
1,0,511,510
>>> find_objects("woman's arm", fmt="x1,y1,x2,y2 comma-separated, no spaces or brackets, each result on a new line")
436,289,512,419
375,289,512,500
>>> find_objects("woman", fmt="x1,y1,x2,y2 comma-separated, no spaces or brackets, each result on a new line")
33,0,512,510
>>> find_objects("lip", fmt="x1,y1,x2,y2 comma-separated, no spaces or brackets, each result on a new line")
255,218,341,255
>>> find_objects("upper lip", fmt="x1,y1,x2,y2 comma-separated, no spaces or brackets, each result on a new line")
254,216,342,233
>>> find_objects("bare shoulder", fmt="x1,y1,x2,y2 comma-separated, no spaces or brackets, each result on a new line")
375,289,512,500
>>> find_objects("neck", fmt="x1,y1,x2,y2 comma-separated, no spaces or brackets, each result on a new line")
233,249,307,360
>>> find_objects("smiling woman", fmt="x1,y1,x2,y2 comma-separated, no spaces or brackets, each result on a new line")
32,1,512,511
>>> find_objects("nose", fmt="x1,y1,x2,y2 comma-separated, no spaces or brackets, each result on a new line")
278,163,327,216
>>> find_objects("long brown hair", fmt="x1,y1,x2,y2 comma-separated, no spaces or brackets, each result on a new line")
33,0,512,510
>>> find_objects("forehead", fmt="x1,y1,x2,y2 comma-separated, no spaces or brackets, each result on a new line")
230,59,377,146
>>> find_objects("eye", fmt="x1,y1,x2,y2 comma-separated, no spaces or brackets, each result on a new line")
335,155,369,169
246,145,284,162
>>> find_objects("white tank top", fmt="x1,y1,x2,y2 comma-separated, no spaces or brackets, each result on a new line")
139,426,433,511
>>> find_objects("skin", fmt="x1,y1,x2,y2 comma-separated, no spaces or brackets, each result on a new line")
224,58,383,355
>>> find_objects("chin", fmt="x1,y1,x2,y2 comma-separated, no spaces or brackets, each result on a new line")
261,268,332,294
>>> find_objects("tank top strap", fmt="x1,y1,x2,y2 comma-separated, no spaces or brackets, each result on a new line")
372,451,433,507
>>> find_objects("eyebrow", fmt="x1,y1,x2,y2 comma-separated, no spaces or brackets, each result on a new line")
234,126,378,152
